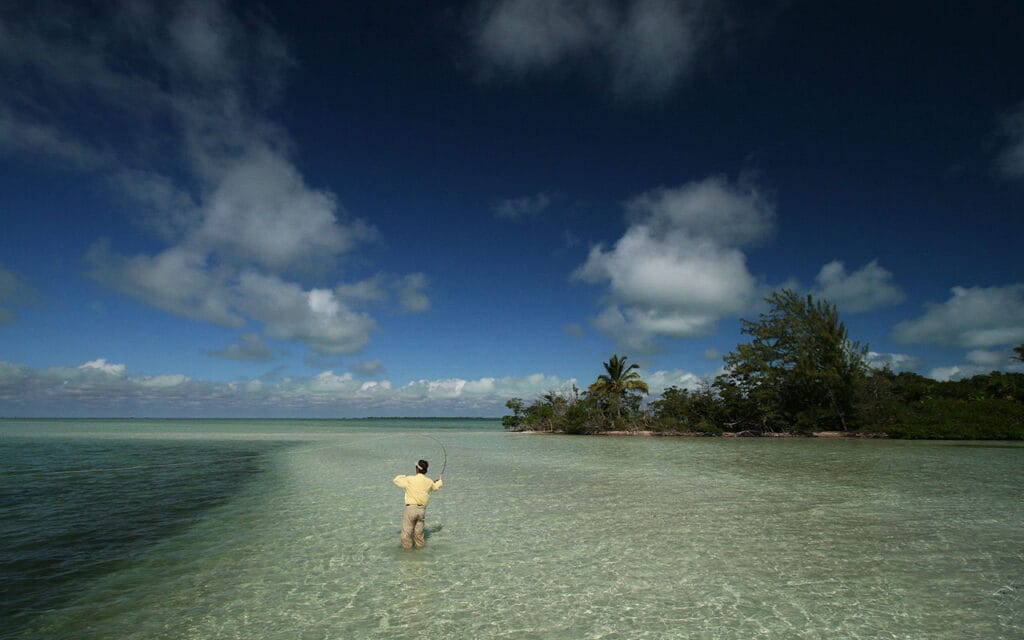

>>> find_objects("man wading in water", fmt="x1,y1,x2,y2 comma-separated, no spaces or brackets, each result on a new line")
393,459,443,549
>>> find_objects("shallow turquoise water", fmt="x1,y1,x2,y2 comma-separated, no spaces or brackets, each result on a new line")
2,420,1022,639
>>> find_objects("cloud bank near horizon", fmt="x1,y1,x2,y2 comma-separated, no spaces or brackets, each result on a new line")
0,357,720,418
3,347,1018,418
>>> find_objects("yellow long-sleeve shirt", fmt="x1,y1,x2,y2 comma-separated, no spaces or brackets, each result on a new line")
393,473,443,506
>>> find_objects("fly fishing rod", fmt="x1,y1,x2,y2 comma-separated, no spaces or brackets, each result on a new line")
421,433,447,476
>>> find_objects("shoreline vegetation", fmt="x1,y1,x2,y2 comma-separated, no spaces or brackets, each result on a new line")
512,429,894,438
503,290,1024,441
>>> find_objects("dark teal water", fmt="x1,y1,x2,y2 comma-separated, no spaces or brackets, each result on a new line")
0,433,278,639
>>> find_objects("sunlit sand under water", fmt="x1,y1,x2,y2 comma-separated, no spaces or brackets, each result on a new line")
2,419,1022,639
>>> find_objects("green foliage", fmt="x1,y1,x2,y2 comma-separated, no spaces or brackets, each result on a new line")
502,398,525,431
950,371,1024,402
648,384,723,434
855,368,904,431
522,391,569,432
500,310,1024,440
716,290,867,433
500,356,650,433
885,398,1024,440
500,385,601,433
852,368,1024,438
588,354,649,424
560,397,596,434
887,371,937,402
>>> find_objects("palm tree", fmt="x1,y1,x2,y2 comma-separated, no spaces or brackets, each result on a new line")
588,354,649,422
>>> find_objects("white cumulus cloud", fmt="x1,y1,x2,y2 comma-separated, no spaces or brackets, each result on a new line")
397,273,431,313
965,349,1004,367
893,284,1024,348
573,175,774,352
2,2,422,356
811,259,905,313
928,366,963,382
997,102,1024,180
136,374,189,388
0,106,110,169
866,351,919,372
493,192,552,220
78,359,127,377
472,0,611,71
236,273,377,355
470,0,719,101
194,147,377,273
213,333,273,362
350,359,386,377
927,348,1024,381
87,243,242,327
643,368,704,395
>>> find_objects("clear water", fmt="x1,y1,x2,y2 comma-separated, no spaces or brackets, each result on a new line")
1,419,1021,639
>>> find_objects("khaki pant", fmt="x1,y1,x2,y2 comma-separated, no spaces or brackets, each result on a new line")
401,504,427,549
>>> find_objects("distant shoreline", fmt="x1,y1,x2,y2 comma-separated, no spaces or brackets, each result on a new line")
511,429,892,438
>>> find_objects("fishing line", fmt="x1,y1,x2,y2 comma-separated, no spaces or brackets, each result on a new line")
356,431,448,475
420,433,448,476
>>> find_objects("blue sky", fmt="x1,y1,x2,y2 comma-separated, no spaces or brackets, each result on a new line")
1,0,1022,417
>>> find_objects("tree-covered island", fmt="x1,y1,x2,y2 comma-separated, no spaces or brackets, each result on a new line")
503,290,1024,439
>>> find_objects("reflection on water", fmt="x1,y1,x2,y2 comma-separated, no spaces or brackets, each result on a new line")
1,420,1022,639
